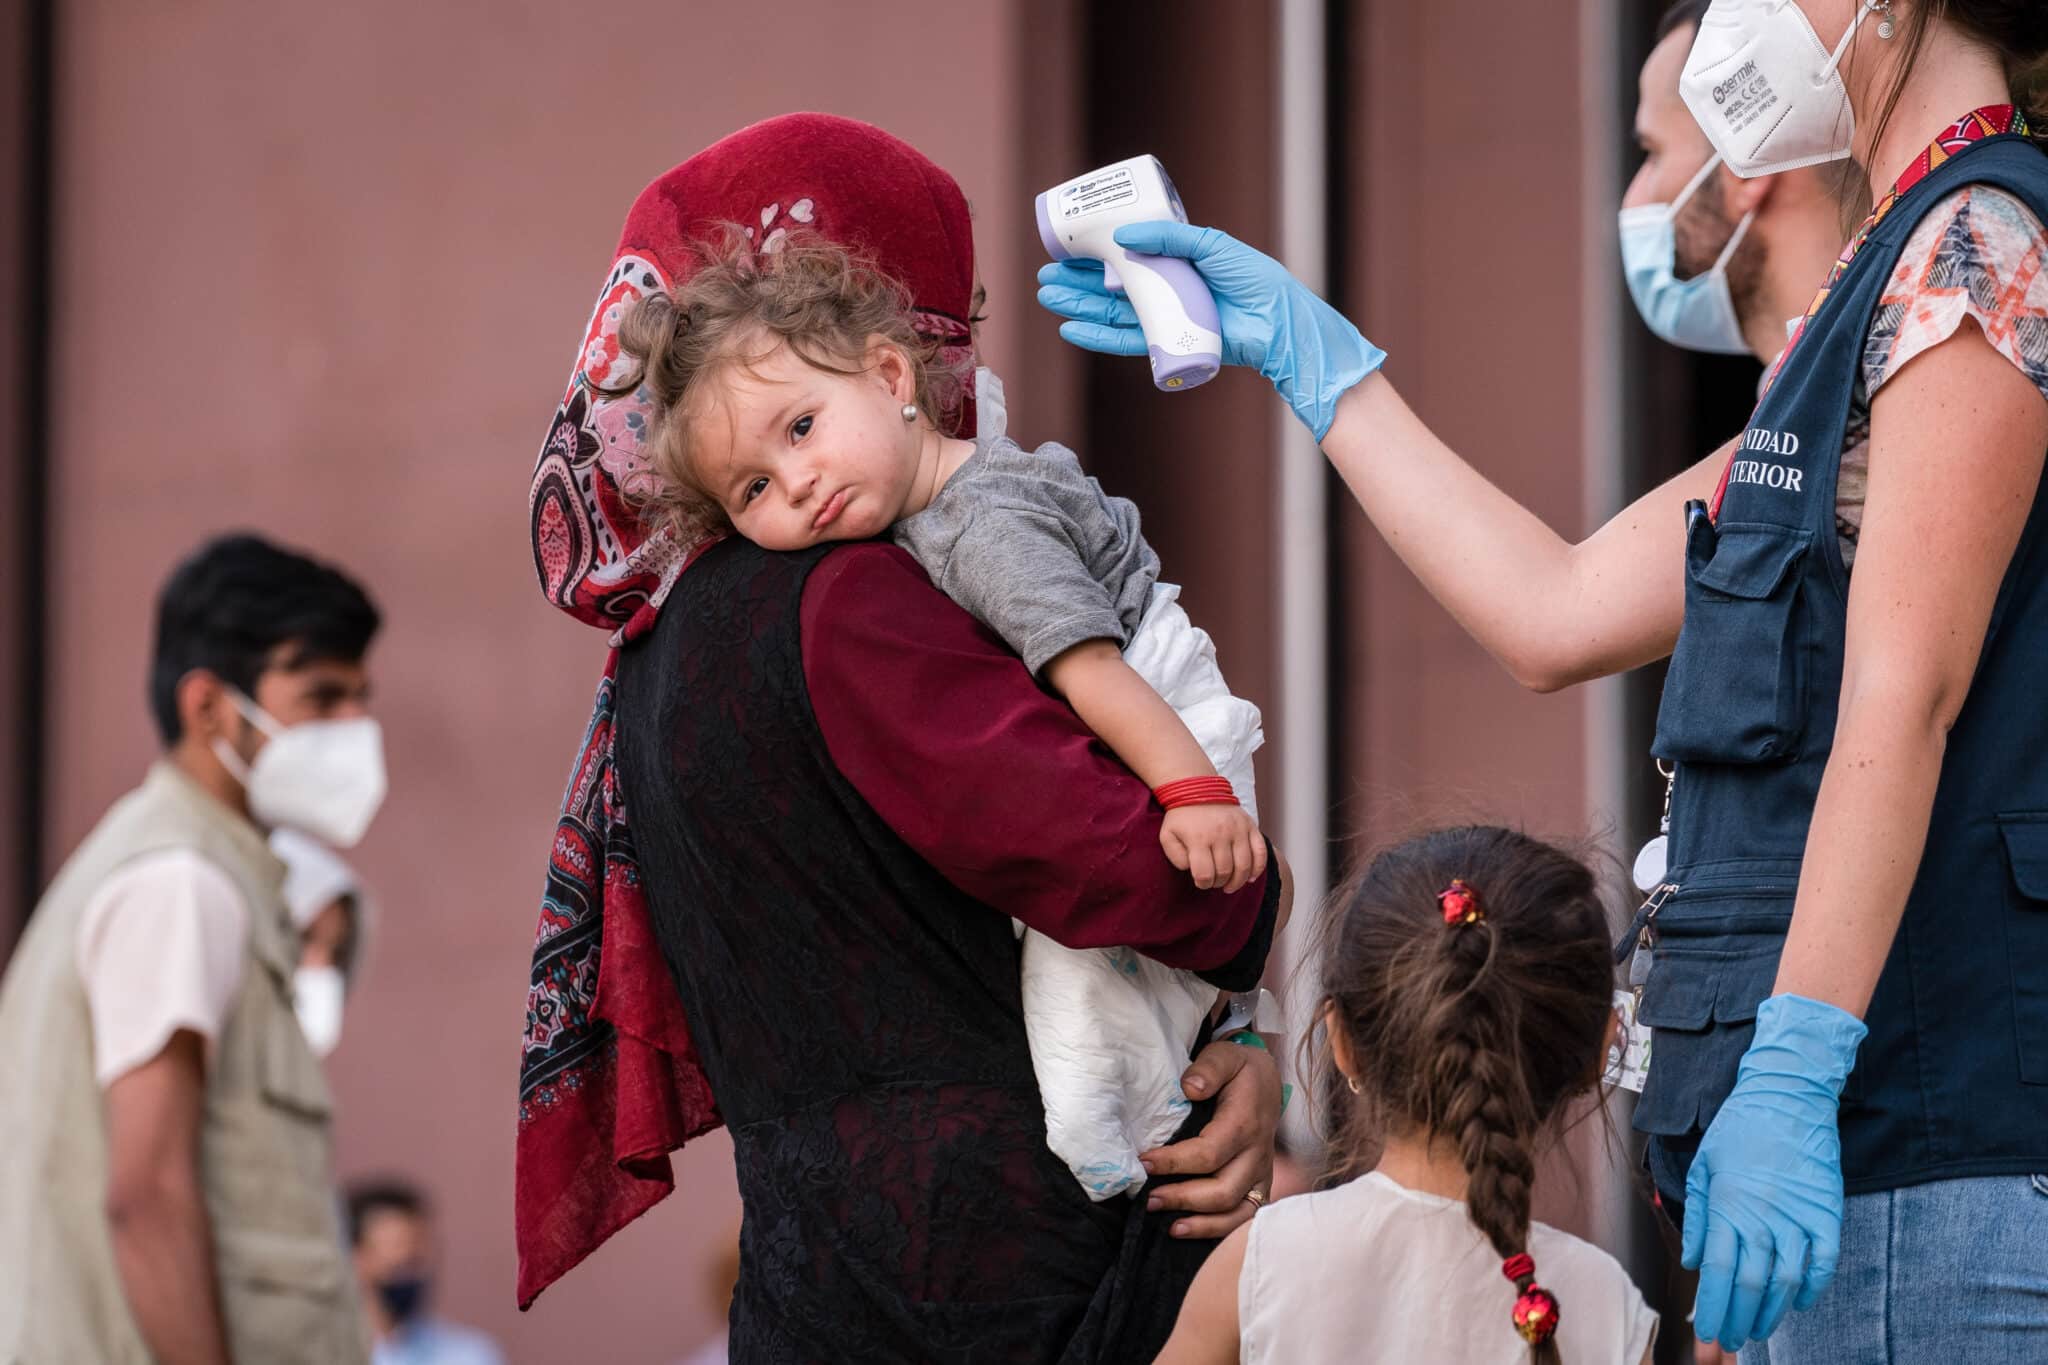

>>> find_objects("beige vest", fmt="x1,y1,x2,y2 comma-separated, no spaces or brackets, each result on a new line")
0,763,368,1365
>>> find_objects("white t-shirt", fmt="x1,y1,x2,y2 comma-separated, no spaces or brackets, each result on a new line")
73,849,249,1086
1239,1171,1658,1365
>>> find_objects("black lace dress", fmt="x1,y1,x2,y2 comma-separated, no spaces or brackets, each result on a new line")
614,539,1277,1364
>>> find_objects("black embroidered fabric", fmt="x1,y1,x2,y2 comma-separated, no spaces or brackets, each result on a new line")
614,539,1212,1364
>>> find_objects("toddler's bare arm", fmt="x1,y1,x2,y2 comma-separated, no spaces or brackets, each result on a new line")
1043,640,1265,893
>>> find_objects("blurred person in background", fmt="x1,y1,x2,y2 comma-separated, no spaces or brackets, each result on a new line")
1626,0,1860,373
272,827,376,1058
347,1180,505,1365
0,532,382,1365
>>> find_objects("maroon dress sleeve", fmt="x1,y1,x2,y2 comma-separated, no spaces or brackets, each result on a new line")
800,543,1276,989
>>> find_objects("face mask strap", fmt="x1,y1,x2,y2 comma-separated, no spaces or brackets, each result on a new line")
225,687,285,741
1816,0,1880,86
1668,152,1728,221
1711,205,1758,275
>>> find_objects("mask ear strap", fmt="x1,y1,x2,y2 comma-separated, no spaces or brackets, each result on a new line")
1668,153,1726,219
1712,207,1758,274
1818,0,1880,84
225,687,284,740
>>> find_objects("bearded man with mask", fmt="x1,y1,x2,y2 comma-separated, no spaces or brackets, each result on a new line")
1624,0,1857,369
0,532,384,1365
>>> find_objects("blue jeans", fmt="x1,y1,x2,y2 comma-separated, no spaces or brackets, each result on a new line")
1738,1175,2048,1364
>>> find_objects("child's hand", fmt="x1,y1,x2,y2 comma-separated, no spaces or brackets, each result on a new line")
1161,804,1267,893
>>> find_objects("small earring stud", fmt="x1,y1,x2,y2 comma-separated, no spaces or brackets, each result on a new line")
901,403,918,424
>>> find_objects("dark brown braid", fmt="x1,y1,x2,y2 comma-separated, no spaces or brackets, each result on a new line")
1315,826,1613,1363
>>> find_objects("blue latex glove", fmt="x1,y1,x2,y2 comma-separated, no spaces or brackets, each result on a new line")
1684,993,1867,1352
1034,221,1385,441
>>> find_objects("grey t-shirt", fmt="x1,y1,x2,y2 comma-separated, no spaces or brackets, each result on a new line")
892,436,1160,675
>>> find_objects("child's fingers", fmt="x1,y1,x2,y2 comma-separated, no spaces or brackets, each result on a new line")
1250,834,1268,882
1223,833,1256,894
1188,842,1218,889
1161,828,1191,871
1210,838,1236,891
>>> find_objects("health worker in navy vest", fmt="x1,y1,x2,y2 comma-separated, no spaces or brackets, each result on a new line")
517,115,1289,1364
1040,1,2048,1360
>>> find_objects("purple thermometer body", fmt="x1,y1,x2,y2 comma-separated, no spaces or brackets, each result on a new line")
1036,156,1223,392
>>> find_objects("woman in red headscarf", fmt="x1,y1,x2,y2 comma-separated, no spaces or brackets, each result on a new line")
517,114,1288,1363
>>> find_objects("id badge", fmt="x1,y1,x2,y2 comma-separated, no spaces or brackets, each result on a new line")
1603,990,1653,1093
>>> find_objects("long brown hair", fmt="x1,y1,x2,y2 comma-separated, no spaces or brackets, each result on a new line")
1862,1,2048,168
1315,826,1614,1364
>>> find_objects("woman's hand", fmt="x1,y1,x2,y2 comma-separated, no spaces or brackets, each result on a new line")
1683,994,1866,1351
1036,221,1384,440
1137,1037,1282,1238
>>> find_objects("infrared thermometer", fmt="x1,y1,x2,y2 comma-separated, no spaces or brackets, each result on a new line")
1036,155,1223,391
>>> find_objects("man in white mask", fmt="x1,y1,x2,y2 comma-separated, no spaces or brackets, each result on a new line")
1622,0,1856,369
0,533,383,1365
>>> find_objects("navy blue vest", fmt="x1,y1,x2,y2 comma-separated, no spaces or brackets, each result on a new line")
1636,135,2048,1206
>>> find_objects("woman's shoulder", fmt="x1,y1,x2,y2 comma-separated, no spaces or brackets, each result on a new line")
803,541,937,607
1870,184,2048,401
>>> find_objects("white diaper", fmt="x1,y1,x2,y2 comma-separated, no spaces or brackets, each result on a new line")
1021,582,1265,1200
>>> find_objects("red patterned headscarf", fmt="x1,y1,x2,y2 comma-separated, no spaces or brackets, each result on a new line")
517,113,977,1308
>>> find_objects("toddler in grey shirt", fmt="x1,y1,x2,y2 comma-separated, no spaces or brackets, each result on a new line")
601,230,1269,1199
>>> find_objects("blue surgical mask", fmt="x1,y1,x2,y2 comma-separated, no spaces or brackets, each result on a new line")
1619,153,1756,356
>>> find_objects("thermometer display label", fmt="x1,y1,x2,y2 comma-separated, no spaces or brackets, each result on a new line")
1058,166,1138,220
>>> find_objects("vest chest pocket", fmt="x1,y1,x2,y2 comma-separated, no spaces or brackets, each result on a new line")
1997,817,2048,1084
1654,517,1814,765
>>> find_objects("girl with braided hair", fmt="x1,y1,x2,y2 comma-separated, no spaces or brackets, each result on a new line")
1156,826,1659,1364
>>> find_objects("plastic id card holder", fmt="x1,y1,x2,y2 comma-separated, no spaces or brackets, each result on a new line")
1603,990,1652,1093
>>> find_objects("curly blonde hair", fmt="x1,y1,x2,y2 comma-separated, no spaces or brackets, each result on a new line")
591,227,967,545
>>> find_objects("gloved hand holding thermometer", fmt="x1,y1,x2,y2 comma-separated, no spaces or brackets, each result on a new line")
1036,157,1225,392
1036,216,1386,439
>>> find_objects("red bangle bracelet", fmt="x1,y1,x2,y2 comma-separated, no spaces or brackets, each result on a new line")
1153,776,1240,810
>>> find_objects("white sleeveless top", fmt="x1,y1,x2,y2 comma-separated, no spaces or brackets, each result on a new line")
1239,1171,1659,1364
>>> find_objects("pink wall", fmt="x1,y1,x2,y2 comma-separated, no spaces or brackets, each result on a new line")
1339,2,1595,871
1341,0,1603,1237
45,2,1041,1358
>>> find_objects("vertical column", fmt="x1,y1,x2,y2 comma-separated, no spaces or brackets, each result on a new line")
0,0,52,955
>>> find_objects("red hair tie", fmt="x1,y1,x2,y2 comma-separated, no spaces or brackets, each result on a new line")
1501,1254,1559,1345
1439,878,1483,926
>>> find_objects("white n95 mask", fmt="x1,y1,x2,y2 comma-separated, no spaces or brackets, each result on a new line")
1680,0,1881,178
211,692,388,848
1620,153,1756,355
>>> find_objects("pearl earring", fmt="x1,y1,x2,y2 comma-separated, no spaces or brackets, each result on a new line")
1346,1076,1362,1095
901,403,918,424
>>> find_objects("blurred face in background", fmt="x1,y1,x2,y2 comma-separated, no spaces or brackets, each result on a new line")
354,1206,434,1334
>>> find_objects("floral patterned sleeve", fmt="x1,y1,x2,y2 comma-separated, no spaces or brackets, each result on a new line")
1865,186,2048,401
1836,187,2048,568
